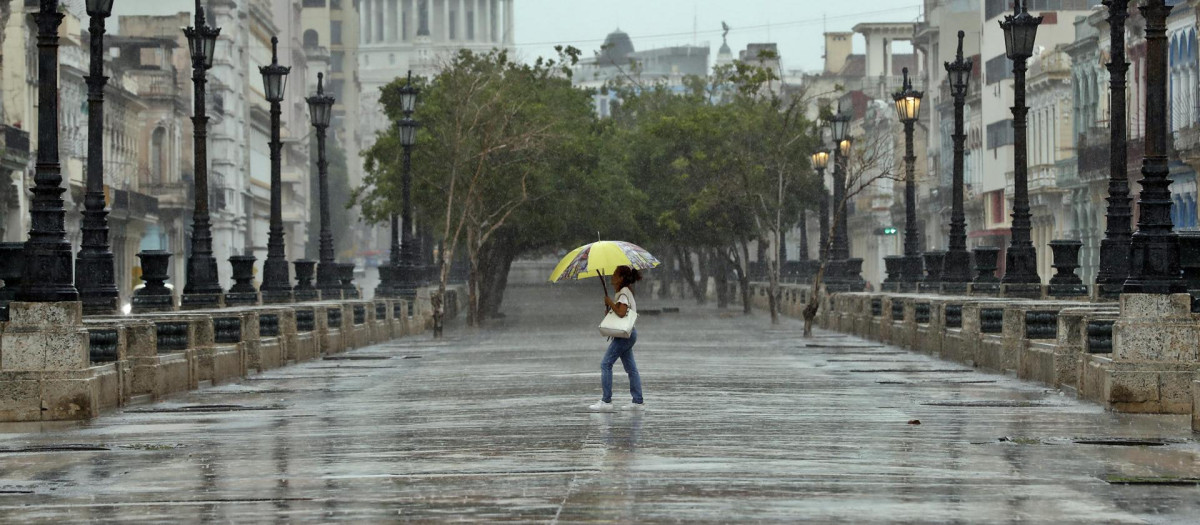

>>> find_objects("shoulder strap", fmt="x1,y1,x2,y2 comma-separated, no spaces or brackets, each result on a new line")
617,291,634,310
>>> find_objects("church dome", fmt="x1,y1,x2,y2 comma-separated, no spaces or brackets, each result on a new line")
599,28,635,65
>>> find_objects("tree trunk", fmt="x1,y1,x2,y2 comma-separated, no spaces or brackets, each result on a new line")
657,244,674,300
713,248,730,308
765,234,780,325
802,261,828,338
466,229,480,327
676,246,704,304
731,242,752,315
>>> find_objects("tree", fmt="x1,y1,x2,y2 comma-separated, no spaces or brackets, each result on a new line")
357,48,628,331
802,111,901,337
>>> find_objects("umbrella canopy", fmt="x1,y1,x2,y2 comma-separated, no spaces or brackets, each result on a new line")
548,241,659,282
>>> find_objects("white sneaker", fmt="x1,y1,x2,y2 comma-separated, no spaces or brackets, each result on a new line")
588,400,615,412
623,403,646,412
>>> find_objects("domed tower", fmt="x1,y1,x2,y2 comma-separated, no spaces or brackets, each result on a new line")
599,28,635,66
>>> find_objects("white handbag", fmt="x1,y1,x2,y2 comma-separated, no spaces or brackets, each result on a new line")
598,294,637,338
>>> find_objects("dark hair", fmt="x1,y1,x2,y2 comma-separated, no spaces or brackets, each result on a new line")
613,265,642,290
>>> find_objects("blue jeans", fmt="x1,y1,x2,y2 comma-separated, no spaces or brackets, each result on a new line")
601,329,642,404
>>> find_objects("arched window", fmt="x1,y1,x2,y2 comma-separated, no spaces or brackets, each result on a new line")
151,127,166,185
303,29,319,49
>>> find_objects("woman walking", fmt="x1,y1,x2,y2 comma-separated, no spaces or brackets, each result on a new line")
589,265,645,412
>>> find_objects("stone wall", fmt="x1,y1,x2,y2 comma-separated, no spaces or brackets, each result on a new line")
0,285,465,422
749,282,1200,430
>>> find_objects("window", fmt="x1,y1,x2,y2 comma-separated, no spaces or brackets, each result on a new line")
986,119,1014,150
331,52,344,73
302,0,325,7
330,79,344,101
331,21,342,45
467,11,475,40
449,10,457,39
985,55,1012,85
331,0,342,8
150,127,166,184
303,29,319,49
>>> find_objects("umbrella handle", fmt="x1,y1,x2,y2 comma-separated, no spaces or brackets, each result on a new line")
597,270,610,312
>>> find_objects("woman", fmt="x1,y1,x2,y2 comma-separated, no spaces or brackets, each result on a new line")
589,265,645,412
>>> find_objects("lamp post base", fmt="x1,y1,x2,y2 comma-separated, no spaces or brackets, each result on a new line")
939,281,969,295
1002,283,1044,299
260,290,294,304
1049,283,1088,298
180,293,223,310
223,292,260,307
294,289,320,302
969,282,1001,296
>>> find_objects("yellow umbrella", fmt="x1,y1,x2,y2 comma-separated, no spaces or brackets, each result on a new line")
548,241,660,293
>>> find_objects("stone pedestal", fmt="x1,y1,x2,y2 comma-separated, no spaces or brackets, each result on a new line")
0,301,98,421
224,255,261,307
1103,294,1200,413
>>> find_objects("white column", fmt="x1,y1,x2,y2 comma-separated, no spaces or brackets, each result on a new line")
490,0,497,42
385,0,395,42
504,0,513,46
443,0,450,40
408,0,416,40
360,0,369,44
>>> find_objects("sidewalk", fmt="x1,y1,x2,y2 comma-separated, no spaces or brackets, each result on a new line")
0,283,1196,523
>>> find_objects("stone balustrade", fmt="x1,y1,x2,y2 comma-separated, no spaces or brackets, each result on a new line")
748,282,1200,431
0,285,465,422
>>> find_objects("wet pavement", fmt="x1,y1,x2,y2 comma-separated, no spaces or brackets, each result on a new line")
1,283,1199,523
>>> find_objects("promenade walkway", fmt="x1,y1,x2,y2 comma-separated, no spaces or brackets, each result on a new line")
0,284,1196,523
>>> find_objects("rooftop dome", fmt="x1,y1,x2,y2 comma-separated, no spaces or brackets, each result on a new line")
599,28,635,65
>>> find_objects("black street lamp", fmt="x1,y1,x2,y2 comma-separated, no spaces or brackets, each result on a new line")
75,0,118,314
259,36,293,303
827,110,852,290
1095,0,1134,299
811,150,830,277
306,73,340,299
999,0,1043,298
892,67,924,293
1124,0,1186,294
181,0,223,309
18,0,77,303
394,72,422,300
942,30,973,295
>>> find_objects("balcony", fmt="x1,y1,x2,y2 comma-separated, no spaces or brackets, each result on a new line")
0,124,31,172
109,188,159,219
1175,124,1200,159
143,181,192,210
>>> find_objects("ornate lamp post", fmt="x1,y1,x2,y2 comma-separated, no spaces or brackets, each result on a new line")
394,72,422,300
827,110,852,290
18,0,77,303
259,36,293,303
892,67,924,293
1124,0,1186,294
74,0,118,314
1095,0,1134,298
999,0,1043,298
306,73,340,299
942,30,973,294
181,0,222,309
811,150,830,278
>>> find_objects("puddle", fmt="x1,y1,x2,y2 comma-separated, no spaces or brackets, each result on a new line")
1074,439,1170,447
922,401,1058,408
849,369,974,373
322,355,392,361
0,445,110,454
126,405,284,414
1103,476,1200,485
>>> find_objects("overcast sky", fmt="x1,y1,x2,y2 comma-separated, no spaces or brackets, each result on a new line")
512,0,923,72
108,0,924,73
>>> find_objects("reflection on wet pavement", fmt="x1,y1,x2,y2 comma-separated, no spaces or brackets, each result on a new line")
0,283,1197,522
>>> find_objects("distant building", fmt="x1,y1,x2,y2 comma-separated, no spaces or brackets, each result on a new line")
573,29,709,118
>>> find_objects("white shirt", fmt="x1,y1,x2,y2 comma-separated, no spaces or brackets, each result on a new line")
616,287,636,311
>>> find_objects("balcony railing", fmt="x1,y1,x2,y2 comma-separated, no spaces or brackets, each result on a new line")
0,124,31,169
110,189,159,217
1175,124,1200,155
